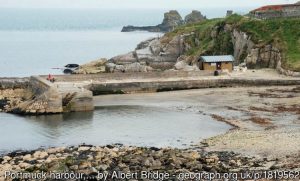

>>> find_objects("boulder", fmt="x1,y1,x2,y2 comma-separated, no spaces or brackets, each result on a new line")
136,38,156,50
47,147,66,154
78,146,91,152
105,63,117,73
110,52,137,65
23,154,34,162
184,10,206,24
18,162,32,169
33,151,49,160
174,55,199,71
124,62,153,72
175,61,199,71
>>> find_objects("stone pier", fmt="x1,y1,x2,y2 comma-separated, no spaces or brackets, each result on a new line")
11,76,94,114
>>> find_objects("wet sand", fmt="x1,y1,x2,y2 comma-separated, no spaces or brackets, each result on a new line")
94,86,300,159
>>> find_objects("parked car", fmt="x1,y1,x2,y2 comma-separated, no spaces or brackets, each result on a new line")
63,64,79,74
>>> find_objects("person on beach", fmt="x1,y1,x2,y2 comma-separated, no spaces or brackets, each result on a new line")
47,74,55,83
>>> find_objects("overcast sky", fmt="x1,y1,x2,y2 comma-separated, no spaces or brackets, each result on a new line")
0,0,297,9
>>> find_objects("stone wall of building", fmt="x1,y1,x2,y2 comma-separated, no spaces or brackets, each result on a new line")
282,5,300,18
251,4,300,19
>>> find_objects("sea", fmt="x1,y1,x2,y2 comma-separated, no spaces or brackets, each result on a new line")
0,7,252,77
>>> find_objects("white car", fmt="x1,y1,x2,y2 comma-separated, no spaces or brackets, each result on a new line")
63,64,79,74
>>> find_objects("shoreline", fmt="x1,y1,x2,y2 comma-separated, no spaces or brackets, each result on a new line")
1,77,300,179
0,144,279,181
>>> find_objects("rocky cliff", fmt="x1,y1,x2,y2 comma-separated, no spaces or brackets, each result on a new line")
108,35,185,72
185,10,206,24
122,10,205,33
82,15,300,75
151,15,299,74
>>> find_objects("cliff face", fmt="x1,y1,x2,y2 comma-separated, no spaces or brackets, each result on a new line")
231,29,281,69
82,15,300,75
157,15,300,73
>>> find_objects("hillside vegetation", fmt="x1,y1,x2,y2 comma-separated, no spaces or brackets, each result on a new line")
161,15,300,71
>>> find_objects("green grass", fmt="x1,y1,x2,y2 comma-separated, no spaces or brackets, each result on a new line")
162,14,300,71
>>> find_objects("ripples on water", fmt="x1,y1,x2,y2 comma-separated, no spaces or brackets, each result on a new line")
0,106,231,154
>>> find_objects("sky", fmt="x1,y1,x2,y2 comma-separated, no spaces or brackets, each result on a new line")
0,0,297,9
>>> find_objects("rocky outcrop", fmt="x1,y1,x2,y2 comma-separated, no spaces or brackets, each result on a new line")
108,36,184,71
184,10,206,24
122,10,185,32
277,60,300,77
73,58,107,74
174,55,199,71
83,17,300,75
224,28,300,76
159,10,184,31
231,29,281,68
230,30,295,75
105,62,153,73
231,29,255,65
245,45,281,69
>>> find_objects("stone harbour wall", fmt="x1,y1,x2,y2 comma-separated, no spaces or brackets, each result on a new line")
0,78,29,90
89,78,300,95
45,71,211,82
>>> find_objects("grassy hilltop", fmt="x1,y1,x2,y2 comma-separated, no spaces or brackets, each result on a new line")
161,15,300,71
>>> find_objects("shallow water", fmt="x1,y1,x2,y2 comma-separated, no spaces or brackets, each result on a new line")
0,105,230,154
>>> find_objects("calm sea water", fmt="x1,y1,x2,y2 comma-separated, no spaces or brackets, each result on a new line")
0,105,230,154
0,8,252,77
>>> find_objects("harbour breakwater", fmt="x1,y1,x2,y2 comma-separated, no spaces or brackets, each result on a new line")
52,72,300,95
0,76,94,114
1,71,300,114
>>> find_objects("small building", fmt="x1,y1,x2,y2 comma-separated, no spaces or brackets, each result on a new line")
226,10,233,17
198,55,234,72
